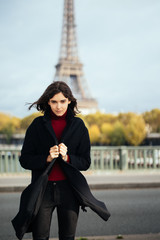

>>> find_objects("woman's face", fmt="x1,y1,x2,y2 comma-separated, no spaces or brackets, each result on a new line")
48,92,71,116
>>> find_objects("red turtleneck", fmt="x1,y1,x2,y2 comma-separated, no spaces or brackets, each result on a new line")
48,110,69,181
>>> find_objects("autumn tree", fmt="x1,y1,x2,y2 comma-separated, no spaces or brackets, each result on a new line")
0,113,21,143
100,123,113,144
110,121,126,146
88,124,101,144
0,113,10,131
118,112,136,125
143,108,160,133
124,114,146,146
84,112,102,127
84,112,117,128
1,108,159,146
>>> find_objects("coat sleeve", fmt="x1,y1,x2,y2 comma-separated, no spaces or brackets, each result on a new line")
19,119,48,171
69,125,91,171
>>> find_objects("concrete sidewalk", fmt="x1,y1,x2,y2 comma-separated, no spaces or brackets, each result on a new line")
0,170,160,192
76,234,160,240
25,233,160,240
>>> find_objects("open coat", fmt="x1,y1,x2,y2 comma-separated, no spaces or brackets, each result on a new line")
12,108,111,240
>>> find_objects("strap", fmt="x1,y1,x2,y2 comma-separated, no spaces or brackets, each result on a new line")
42,158,57,176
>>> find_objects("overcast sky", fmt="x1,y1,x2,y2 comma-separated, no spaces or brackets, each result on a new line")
0,0,160,118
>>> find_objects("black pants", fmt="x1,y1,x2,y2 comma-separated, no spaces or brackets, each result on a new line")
32,180,79,240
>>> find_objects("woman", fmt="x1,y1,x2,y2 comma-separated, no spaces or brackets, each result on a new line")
12,81,110,240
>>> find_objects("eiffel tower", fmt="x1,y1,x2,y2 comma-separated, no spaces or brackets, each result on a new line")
54,0,98,113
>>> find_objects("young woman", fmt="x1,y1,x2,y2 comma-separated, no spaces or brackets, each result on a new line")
12,81,110,240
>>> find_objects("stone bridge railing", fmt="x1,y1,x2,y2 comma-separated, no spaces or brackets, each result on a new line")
0,146,160,173
91,146,160,170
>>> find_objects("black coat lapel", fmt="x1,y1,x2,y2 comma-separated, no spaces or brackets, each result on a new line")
60,107,75,142
43,106,74,144
43,111,58,145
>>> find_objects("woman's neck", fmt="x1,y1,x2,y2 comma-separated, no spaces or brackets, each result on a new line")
50,110,67,120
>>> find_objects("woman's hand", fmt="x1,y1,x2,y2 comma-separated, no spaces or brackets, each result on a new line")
47,145,59,162
46,144,68,162
59,143,68,161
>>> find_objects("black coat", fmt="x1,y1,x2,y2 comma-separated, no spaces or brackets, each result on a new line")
12,108,110,239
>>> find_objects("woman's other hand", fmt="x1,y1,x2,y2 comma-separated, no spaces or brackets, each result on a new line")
59,143,68,161
47,145,59,162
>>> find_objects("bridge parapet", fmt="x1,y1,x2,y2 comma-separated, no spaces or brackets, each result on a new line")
91,146,160,170
0,146,160,173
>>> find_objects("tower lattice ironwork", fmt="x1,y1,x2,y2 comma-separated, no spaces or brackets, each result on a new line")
54,0,98,112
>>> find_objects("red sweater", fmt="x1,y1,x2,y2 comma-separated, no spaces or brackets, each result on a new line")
48,111,68,181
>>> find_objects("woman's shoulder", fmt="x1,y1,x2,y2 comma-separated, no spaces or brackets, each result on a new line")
32,115,44,124
27,116,44,130
73,116,87,129
74,116,84,123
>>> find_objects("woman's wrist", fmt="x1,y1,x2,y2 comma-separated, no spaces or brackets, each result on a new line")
62,154,68,161
47,155,52,162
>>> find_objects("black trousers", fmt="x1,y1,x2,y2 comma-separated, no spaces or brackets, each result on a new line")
32,180,80,240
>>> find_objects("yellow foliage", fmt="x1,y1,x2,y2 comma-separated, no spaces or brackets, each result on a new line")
0,112,21,132
101,123,113,144
110,121,126,146
143,108,160,132
101,122,113,133
104,114,117,124
118,112,136,125
124,115,146,146
1,108,159,146
88,124,101,144
11,117,21,129
84,111,117,127
0,113,11,130
0,113,21,143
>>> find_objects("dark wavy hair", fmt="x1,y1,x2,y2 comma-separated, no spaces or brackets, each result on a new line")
28,81,80,116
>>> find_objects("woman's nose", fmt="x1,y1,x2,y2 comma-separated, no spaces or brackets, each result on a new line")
57,103,61,109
